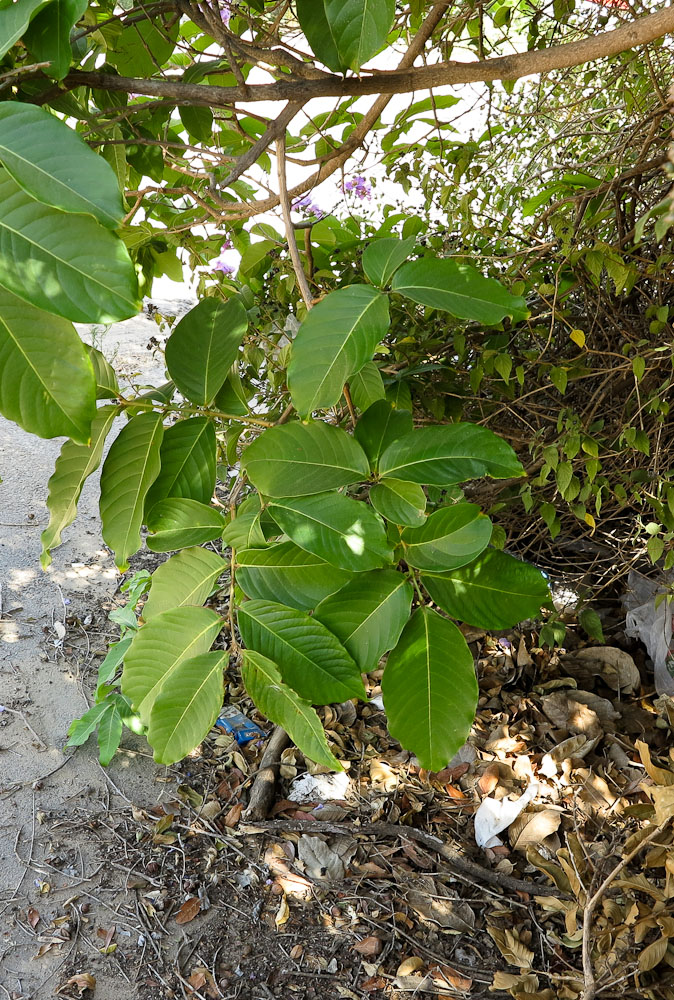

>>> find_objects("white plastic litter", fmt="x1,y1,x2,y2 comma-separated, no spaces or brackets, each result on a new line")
624,570,674,696
474,781,540,849
288,771,352,804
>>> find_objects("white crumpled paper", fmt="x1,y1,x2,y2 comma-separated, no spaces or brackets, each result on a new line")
474,782,540,849
624,570,674,696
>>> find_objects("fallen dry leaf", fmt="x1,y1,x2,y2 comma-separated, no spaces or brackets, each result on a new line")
407,880,474,933
571,646,640,693
430,963,472,991
176,897,201,925
275,894,290,928
639,934,668,972
361,977,387,993
56,973,96,995
353,936,383,957
222,802,244,827
511,809,562,850
397,956,424,977
298,834,356,880
487,926,534,968
27,907,40,929
637,740,674,786
650,785,674,825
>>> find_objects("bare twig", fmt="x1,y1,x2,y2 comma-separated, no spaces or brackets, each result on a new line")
276,136,313,310
243,726,290,821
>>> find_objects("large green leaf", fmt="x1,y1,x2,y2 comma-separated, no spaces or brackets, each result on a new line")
122,606,223,724
354,400,413,471
0,0,52,60
146,498,225,552
242,421,369,498
401,503,492,571
86,345,119,400
314,570,413,670
41,405,118,568
0,172,138,323
288,285,390,417
242,651,342,771
0,104,124,228
97,702,123,766
0,285,96,442
379,425,524,485
348,362,385,412
268,493,394,572
222,501,268,550
165,297,248,405
238,599,365,704
107,15,179,77
145,417,216,511
362,237,416,288
296,0,395,72
23,0,87,81
100,412,164,571
237,542,355,611
148,651,227,765
421,550,550,629
143,547,226,621
381,607,478,771
369,478,426,527
392,258,528,325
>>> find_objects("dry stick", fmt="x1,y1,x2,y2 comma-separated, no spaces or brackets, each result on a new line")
276,135,313,310
580,818,671,1000
240,819,563,897
243,726,290,821
219,101,302,191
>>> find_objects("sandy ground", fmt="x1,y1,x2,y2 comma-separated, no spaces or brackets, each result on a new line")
0,292,194,999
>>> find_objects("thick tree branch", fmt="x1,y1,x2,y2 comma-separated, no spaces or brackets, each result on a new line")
66,7,674,106
218,101,302,190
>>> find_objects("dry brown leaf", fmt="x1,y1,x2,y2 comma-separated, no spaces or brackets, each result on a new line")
397,956,424,977
614,873,665,900
571,647,640,693
361,977,387,993
27,906,40,929
153,812,174,834
430,963,472,991
526,848,573,893
511,809,562,850
275,895,290,928
651,787,674,830
222,802,244,827
639,934,669,972
370,759,398,791
487,927,534,969
638,741,674,787
407,879,474,933
353,936,383,957
298,834,356,880
56,973,96,995
188,971,207,990
517,637,534,668
175,897,201,925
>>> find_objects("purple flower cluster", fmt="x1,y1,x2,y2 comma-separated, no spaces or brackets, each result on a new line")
342,175,372,200
292,195,325,219
219,0,231,26
213,259,235,275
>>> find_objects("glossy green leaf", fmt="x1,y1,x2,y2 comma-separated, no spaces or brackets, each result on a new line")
237,542,355,610
242,421,369,498
66,701,112,748
392,258,528,325
0,285,96,442
369,478,426,527
268,493,394,572
0,0,52,60
96,636,133,699
422,550,550,628
379,425,524,485
0,104,125,228
363,236,416,288
100,412,164,571
143,547,226,621
402,503,492,571
0,172,138,323
222,503,268,550
214,371,249,417
382,607,478,771
86,345,119,400
242,651,342,770
108,15,179,77
314,570,413,670
145,417,216,511
122,606,223,724
238,599,365,704
165,297,248,405
148,651,227,764
97,703,123,766
23,0,87,80
297,0,395,72
41,405,118,568
146,498,225,552
354,400,413,471
288,285,390,416
179,105,214,143
348,362,385,412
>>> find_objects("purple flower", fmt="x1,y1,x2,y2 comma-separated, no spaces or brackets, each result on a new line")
213,259,235,275
220,239,233,252
219,0,231,25
292,194,325,219
342,175,372,200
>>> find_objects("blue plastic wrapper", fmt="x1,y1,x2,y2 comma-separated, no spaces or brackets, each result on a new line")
216,705,266,745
